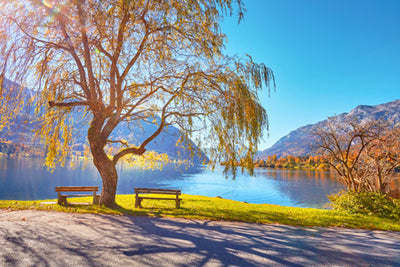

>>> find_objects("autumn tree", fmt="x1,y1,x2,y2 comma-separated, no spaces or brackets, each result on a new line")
314,117,400,194
0,0,275,207
357,127,400,194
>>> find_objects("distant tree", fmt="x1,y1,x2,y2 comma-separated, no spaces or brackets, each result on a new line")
314,117,400,193
287,155,295,164
254,159,266,168
0,0,275,207
357,128,400,194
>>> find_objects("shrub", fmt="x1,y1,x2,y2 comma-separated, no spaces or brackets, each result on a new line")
329,191,400,220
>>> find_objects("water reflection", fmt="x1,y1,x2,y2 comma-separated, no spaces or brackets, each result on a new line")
160,168,345,208
256,169,343,208
0,157,345,208
0,157,100,200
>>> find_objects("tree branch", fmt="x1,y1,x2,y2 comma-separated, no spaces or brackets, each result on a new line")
48,101,89,108
76,0,98,104
107,139,129,147
112,146,146,165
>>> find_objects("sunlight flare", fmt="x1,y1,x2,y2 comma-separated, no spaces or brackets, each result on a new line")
42,0,53,9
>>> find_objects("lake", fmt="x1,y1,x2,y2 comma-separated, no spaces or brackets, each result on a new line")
0,157,344,208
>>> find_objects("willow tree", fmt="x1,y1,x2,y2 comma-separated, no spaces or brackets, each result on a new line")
0,0,274,207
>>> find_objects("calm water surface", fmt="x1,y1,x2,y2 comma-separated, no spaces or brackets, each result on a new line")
0,157,344,208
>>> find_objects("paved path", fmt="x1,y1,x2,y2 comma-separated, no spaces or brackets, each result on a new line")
0,210,399,266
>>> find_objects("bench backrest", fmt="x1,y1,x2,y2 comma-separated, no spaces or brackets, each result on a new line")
134,188,181,195
55,186,98,192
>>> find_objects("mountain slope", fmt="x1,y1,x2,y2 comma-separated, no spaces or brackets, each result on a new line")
0,79,206,163
258,99,400,159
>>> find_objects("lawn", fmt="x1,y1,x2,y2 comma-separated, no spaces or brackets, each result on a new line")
1,194,399,231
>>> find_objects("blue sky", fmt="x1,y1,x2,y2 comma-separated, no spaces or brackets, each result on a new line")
221,0,400,150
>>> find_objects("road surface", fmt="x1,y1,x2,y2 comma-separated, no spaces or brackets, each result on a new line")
0,210,399,266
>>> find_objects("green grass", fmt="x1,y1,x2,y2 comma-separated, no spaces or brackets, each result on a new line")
1,194,400,231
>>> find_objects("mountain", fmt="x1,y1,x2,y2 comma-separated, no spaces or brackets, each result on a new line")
258,99,400,159
0,79,206,163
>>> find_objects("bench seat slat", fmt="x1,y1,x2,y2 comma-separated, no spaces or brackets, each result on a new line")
135,187,179,191
61,194,98,197
56,186,98,189
136,191,180,195
56,186,98,192
138,197,182,201
135,189,180,195
134,189,180,195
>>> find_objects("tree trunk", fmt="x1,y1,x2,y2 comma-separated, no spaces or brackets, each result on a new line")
88,116,119,208
93,151,118,207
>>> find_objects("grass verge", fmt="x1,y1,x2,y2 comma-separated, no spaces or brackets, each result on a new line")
1,194,399,231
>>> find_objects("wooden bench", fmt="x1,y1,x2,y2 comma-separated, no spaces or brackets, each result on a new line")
55,186,99,206
134,188,182,209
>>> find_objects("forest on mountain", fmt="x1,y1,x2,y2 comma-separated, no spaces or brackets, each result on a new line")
254,154,328,170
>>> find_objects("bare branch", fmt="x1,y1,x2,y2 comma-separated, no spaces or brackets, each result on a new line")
48,101,89,108
107,139,129,147
112,146,146,165
76,1,98,104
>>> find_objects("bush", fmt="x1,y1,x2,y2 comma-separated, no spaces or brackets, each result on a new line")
393,199,400,220
329,191,400,220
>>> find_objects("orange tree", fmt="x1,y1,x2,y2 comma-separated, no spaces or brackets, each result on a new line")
0,0,275,207
358,127,400,194
314,118,400,194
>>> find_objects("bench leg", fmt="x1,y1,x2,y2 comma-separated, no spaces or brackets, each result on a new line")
58,196,67,206
93,195,100,205
57,192,62,205
135,194,143,208
135,196,139,208
176,199,181,209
